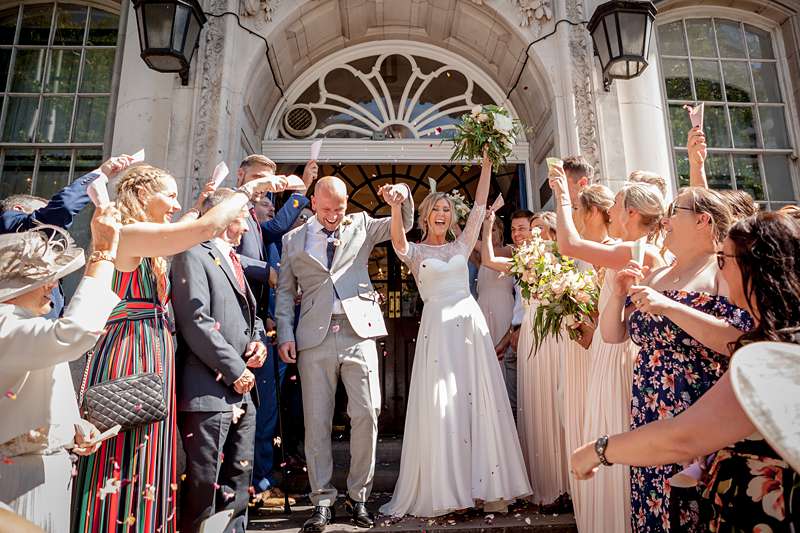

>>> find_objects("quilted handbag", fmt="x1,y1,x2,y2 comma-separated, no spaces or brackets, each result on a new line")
82,372,167,432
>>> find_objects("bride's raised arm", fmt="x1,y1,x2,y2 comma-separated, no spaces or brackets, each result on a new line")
457,153,492,253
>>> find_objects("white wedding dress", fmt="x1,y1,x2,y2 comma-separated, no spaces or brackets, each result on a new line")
380,204,532,518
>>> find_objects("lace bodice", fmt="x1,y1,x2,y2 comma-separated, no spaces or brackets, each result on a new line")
396,203,486,278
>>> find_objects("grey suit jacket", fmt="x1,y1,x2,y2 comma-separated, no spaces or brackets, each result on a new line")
275,193,414,351
171,241,265,412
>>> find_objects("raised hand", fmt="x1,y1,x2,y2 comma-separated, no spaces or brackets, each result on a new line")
613,260,649,298
90,203,122,255
548,166,569,201
100,154,135,178
247,174,289,195
302,160,319,189
687,127,707,167
378,184,406,207
191,178,217,212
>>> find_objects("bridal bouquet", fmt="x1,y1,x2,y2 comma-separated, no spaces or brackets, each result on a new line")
510,228,600,354
450,105,523,171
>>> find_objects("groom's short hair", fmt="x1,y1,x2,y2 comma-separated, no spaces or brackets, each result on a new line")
239,154,277,173
510,209,534,222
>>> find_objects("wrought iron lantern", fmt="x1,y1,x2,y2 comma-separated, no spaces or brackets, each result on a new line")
132,0,207,85
587,0,657,90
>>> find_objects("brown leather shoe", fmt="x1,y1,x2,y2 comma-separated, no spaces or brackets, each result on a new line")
259,487,296,508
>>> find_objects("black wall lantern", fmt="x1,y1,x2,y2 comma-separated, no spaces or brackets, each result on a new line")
588,0,657,91
132,0,207,85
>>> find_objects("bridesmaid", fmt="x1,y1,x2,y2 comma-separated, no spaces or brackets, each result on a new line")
600,187,753,533
72,164,285,533
476,216,514,347
549,173,666,533
482,210,571,508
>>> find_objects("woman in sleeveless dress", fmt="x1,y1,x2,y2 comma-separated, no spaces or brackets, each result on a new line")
379,155,531,517
476,218,514,346
599,188,753,533
548,172,667,532
482,210,570,507
72,164,284,533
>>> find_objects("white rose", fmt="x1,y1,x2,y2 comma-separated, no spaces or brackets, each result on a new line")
575,290,591,304
471,105,483,116
493,113,514,135
477,113,489,123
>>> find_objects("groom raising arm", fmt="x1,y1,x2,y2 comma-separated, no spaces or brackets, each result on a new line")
274,176,413,532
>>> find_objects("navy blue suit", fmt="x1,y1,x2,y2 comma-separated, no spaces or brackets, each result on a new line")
0,171,100,318
236,192,309,493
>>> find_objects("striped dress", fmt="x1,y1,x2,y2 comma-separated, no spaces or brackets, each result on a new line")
72,259,177,533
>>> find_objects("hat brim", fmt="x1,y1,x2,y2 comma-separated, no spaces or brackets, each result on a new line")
0,250,85,303
730,341,800,472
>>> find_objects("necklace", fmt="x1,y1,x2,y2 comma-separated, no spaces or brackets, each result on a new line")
670,257,715,284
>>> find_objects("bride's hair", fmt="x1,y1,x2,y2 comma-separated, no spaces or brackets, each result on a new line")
418,192,458,241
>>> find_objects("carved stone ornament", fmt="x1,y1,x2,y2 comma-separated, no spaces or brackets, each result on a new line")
469,0,552,27
240,0,280,22
567,0,601,177
192,0,227,195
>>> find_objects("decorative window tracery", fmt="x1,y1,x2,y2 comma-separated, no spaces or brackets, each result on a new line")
278,53,499,141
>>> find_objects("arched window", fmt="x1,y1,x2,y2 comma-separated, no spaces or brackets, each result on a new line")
277,52,499,141
657,17,797,209
0,3,118,199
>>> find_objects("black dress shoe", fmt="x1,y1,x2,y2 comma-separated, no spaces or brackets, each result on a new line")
301,506,335,532
345,497,374,528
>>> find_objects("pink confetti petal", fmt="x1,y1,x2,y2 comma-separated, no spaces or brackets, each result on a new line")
5,390,17,400
331,324,340,333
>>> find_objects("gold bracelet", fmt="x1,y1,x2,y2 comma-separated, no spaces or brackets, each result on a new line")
88,250,116,264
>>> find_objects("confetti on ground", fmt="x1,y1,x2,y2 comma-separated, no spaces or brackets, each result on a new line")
239,460,249,467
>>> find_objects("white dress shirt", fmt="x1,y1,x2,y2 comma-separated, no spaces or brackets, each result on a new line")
212,237,238,274
511,284,524,327
305,217,344,315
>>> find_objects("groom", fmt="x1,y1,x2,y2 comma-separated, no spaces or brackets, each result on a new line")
275,177,414,532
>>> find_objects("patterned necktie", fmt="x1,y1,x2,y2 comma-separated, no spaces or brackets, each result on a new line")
228,250,247,292
321,227,338,269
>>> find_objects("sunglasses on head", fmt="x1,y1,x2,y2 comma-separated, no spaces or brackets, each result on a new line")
716,251,738,269
667,202,696,217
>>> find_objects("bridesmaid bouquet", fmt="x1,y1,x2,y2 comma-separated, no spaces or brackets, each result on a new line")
450,105,523,171
510,229,600,354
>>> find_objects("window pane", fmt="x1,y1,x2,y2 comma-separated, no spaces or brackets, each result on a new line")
715,20,746,58
53,4,86,46
759,106,789,149
0,48,11,90
669,104,691,147
0,7,18,45
0,149,35,197
3,96,39,141
81,48,114,92
706,153,733,189
19,5,53,45
74,147,102,175
751,62,781,102
34,149,72,197
721,61,752,102
745,25,774,59
11,48,47,92
73,95,107,142
729,106,758,148
674,150,690,188
686,19,716,57
692,59,723,101
87,9,117,46
763,155,795,201
733,155,764,199
662,58,692,100
658,21,686,56
46,48,81,92
704,105,731,148
37,95,72,142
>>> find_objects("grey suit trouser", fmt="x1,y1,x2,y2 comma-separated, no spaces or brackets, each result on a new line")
297,315,381,506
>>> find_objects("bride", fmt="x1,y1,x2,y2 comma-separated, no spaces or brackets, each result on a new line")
379,153,531,517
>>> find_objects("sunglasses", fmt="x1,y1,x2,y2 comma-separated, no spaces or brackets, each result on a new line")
716,251,737,269
667,202,696,217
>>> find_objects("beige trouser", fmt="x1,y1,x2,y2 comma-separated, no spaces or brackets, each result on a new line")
297,315,381,506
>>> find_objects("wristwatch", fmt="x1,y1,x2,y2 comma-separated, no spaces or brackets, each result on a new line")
594,435,613,466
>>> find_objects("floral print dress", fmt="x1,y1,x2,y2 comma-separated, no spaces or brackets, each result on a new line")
703,437,799,532
627,290,752,533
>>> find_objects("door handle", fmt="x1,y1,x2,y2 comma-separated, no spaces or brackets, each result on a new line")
388,290,397,318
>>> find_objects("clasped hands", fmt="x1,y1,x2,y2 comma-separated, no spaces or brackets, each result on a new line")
377,184,409,207
232,341,267,394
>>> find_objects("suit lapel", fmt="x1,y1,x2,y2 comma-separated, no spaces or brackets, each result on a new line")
205,242,256,328
297,223,328,271
330,218,362,273
245,216,264,261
